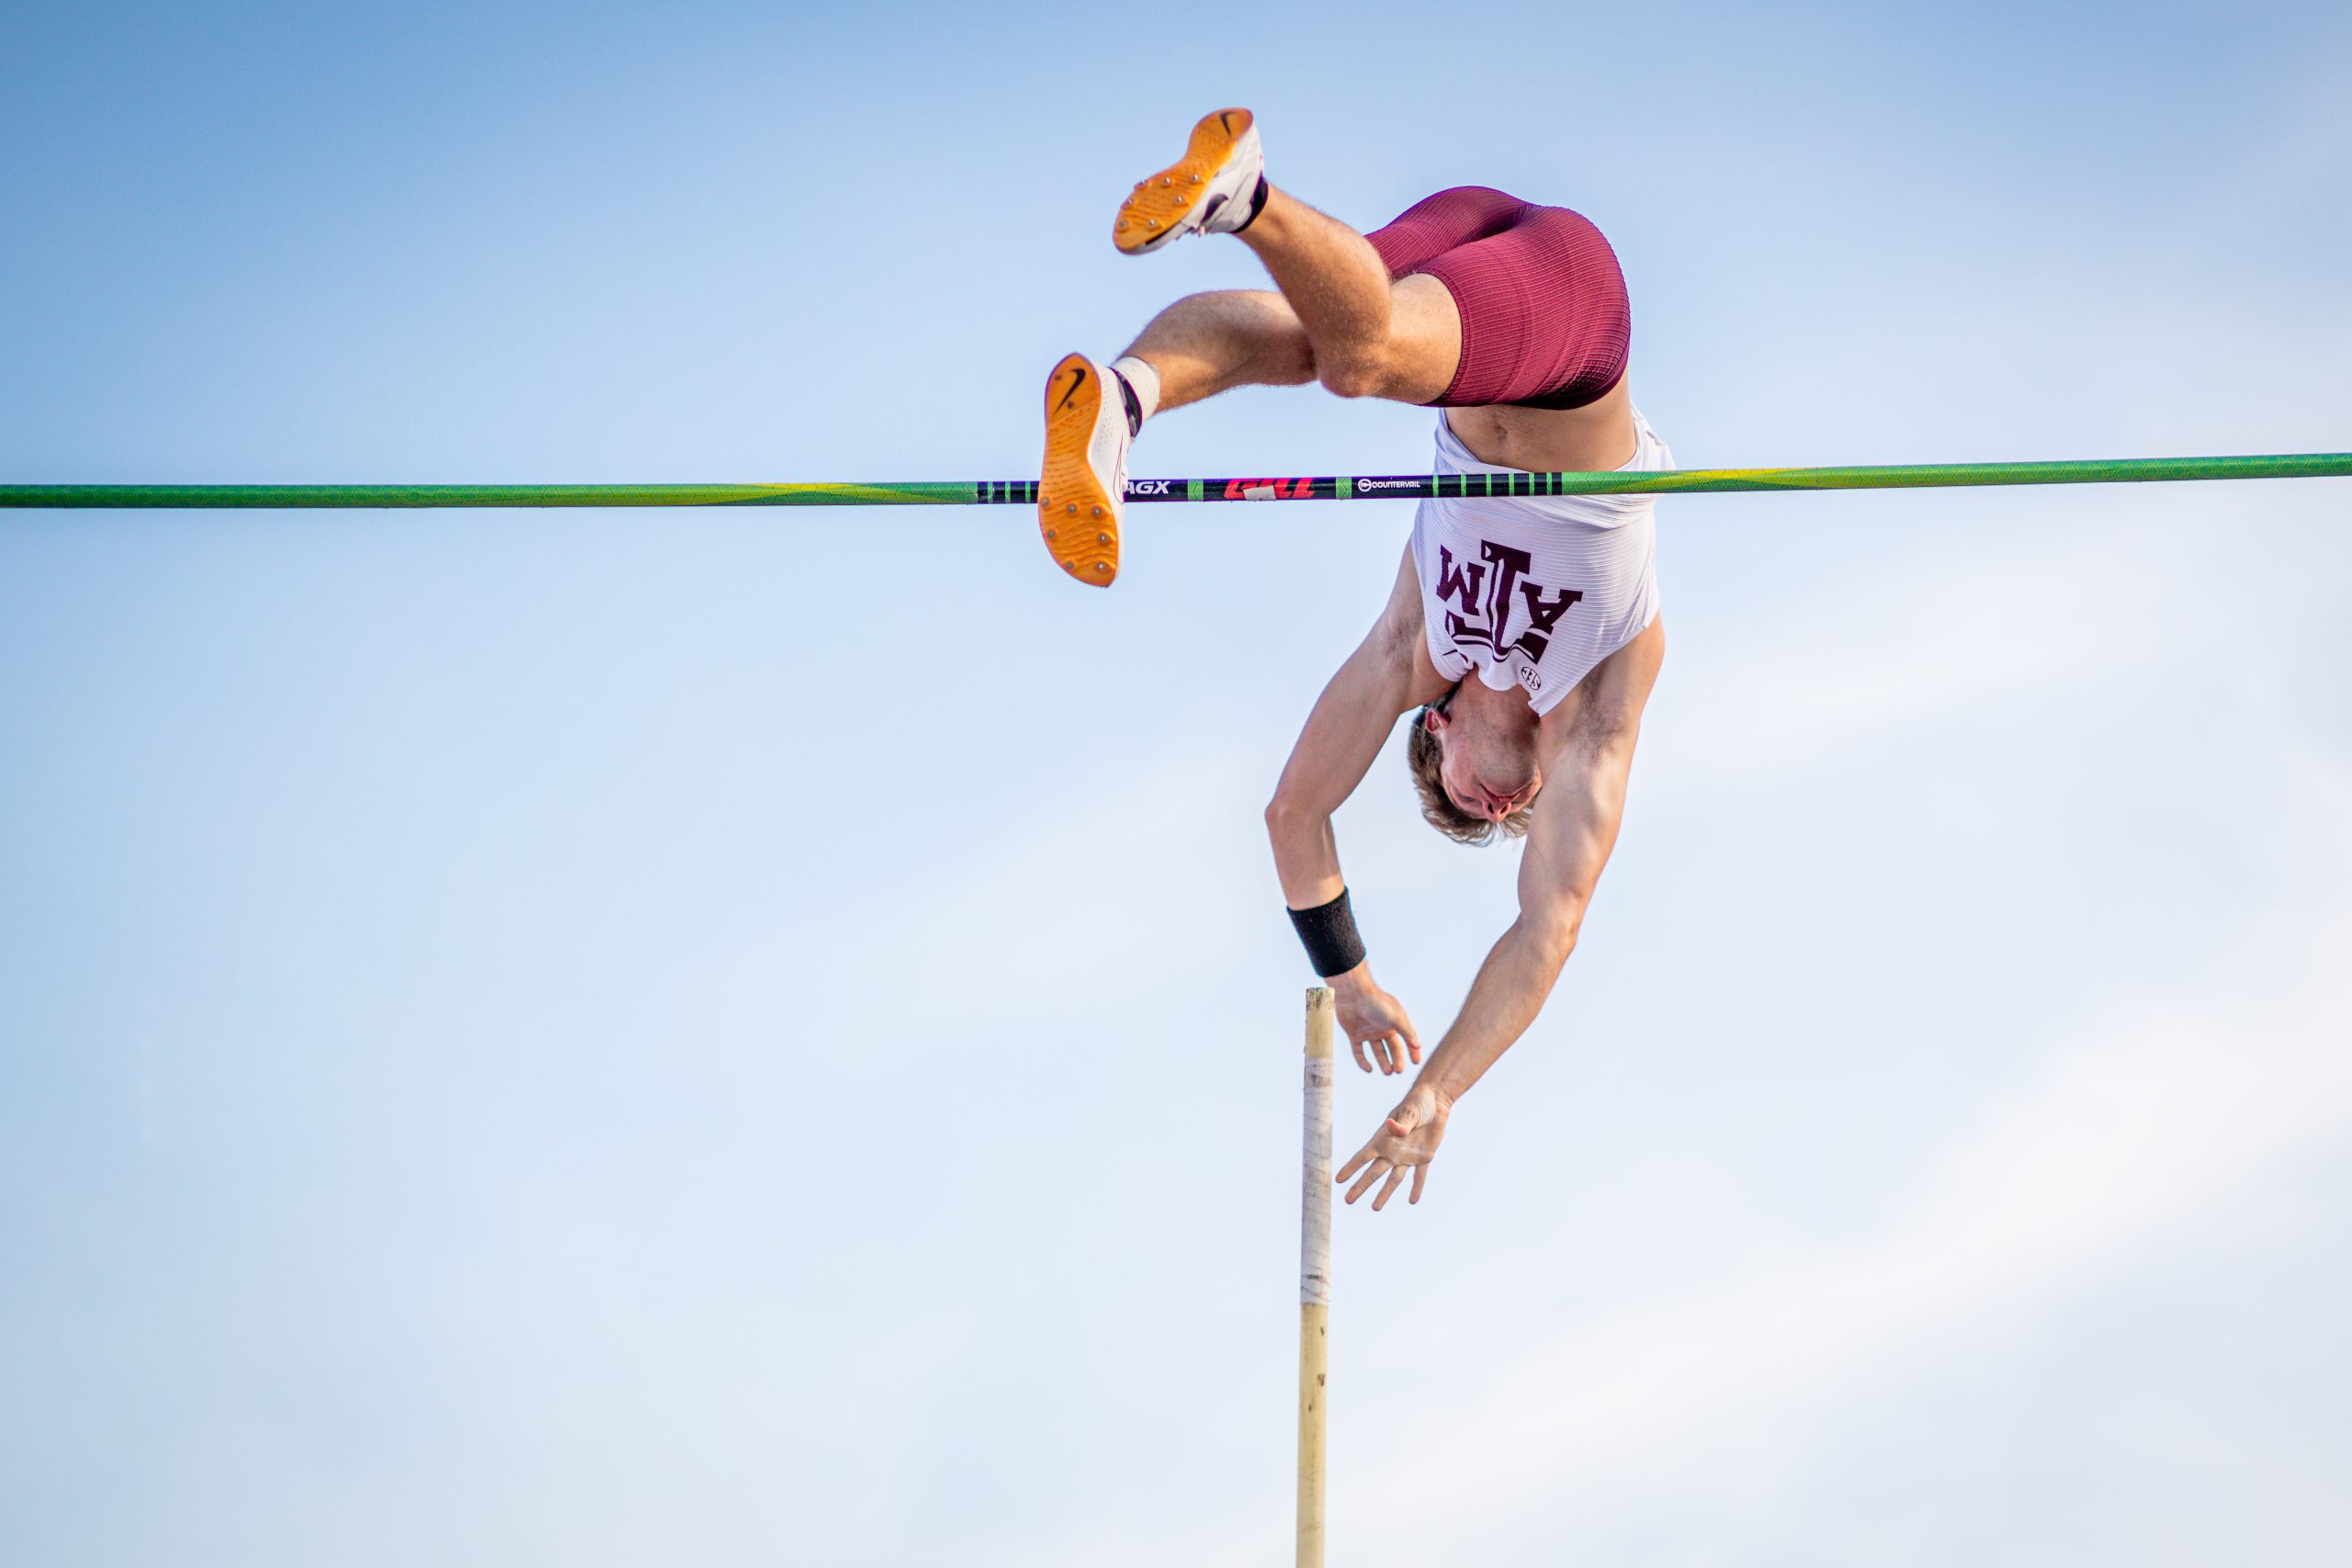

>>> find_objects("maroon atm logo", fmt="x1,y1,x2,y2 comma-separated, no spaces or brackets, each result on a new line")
1434,540,1584,665
1223,477,1317,500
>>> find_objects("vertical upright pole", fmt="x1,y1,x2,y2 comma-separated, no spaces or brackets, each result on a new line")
1298,987,1335,1568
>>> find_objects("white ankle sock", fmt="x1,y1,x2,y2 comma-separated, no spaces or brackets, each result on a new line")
1109,355,1162,432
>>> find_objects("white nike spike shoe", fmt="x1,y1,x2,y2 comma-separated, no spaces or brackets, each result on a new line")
1038,352,1131,586
1113,108,1267,254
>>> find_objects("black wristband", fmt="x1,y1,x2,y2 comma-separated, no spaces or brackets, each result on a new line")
1287,887,1367,978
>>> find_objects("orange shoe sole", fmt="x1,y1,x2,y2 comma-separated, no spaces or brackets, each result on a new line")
1039,353,1121,587
1113,107,1255,254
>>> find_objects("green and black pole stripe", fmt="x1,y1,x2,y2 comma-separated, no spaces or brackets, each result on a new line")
4,453,2349,510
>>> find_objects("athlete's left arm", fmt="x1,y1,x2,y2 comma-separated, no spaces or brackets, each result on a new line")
1335,617,1665,1211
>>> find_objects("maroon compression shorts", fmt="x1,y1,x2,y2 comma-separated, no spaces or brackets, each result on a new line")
1365,186,1630,410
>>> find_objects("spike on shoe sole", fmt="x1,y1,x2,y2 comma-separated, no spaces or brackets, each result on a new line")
1039,353,1120,586
1113,108,1255,254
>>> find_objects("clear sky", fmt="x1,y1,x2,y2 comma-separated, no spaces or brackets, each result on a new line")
3,2,2349,1563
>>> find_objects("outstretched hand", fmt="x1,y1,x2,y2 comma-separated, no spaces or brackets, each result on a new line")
1335,1081,1452,1211
1331,967,1422,1076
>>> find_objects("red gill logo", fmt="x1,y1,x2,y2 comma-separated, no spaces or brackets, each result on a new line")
1223,477,1316,501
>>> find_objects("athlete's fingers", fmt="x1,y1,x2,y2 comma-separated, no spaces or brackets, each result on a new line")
1350,1034,1373,1075
1385,1032,1408,1074
1409,1163,1428,1204
1336,1145,1372,1185
1403,1021,1424,1064
1372,1165,1408,1211
1346,1157,1392,1204
1374,1032,1398,1075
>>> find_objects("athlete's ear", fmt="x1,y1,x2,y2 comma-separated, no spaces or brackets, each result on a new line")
1419,705,1449,734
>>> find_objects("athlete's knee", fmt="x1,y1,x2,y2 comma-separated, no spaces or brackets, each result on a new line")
1317,352,1392,400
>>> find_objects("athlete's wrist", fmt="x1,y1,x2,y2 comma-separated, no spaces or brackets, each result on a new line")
1288,886,1367,978
1411,1059,1465,1111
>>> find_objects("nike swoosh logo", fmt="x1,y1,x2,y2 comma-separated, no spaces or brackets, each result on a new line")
1219,112,1233,135
1055,366,1088,413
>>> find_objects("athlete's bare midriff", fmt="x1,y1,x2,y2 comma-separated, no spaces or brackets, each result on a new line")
1443,376,1637,474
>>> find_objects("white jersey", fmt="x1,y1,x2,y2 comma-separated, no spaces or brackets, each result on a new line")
1409,407,1670,716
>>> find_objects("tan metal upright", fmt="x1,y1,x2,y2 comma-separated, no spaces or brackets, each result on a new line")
1298,987,1335,1568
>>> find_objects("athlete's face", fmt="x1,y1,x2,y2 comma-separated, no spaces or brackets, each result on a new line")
1426,701,1542,822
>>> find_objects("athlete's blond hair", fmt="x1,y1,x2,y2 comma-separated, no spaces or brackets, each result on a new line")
1405,712,1534,847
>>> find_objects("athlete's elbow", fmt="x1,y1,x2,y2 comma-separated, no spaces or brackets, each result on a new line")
1264,793,1317,840
1521,910,1584,968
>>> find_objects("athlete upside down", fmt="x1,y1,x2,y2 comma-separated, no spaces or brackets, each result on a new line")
1039,110,1668,1213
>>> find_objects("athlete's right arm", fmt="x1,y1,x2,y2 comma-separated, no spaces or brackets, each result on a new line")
1264,543,1448,1075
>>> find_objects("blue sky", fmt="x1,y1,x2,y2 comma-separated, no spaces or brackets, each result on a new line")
4,2,2349,1564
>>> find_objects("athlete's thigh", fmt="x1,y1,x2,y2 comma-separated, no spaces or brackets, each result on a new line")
1382,274,1463,404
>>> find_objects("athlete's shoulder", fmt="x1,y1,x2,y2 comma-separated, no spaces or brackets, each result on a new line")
1374,539,1430,647
1538,614,1666,747
1372,547,1457,709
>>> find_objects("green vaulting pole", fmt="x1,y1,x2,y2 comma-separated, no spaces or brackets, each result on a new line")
3,452,2348,510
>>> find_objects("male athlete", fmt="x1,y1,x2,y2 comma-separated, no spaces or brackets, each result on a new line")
1038,110,1668,1213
